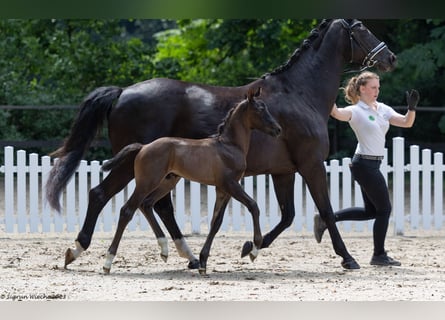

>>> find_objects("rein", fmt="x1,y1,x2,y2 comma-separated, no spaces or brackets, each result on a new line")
341,19,388,74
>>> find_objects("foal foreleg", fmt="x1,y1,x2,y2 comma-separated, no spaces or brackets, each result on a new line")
227,183,263,262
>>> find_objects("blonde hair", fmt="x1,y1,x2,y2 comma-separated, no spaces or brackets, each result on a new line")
341,71,379,104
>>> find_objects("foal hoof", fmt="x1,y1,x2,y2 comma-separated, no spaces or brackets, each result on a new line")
341,258,361,270
241,241,253,258
188,259,200,269
160,254,168,263
103,266,111,275
64,248,75,269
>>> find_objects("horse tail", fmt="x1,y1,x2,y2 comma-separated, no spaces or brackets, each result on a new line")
101,143,143,172
45,86,123,212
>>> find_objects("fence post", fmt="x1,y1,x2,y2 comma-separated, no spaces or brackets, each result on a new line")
29,153,39,232
190,181,201,234
17,150,27,233
293,173,303,232
268,174,279,229
4,146,15,232
257,174,267,230
433,152,443,230
393,137,405,235
422,149,432,230
409,145,420,229
41,155,52,232
244,177,254,231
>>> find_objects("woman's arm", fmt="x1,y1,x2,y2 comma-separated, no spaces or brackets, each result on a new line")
389,110,416,128
330,103,352,122
389,89,419,128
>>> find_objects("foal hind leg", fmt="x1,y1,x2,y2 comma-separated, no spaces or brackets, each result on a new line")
139,175,199,268
103,192,146,274
65,167,133,268
199,190,231,275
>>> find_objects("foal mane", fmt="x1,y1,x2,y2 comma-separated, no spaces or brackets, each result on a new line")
215,103,239,136
262,19,332,78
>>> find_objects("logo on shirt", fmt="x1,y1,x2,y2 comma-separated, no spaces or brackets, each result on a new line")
368,115,375,121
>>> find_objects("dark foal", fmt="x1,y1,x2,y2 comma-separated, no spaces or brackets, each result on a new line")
101,88,281,275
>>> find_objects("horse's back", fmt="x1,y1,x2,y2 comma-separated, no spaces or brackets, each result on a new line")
108,78,249,153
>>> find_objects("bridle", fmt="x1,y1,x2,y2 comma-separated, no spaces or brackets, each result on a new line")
341,19,388,73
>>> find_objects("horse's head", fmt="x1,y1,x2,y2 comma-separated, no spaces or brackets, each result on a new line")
339,19,397,72
245,87,282,137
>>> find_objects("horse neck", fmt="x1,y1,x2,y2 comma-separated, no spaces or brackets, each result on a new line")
219,108,252,154
274,20,349,116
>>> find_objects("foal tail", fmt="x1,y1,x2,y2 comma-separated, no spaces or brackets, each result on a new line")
45,86,123,212
102,143,144,172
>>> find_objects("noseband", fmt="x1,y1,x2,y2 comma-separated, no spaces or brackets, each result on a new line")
341,19,388,73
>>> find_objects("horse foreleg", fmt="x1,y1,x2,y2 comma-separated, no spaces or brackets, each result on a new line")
302,163,360,270
199,191,230,275
65,169,133,268
242,174,296,254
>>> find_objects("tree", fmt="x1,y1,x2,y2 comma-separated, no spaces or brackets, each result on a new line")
153,19,317,85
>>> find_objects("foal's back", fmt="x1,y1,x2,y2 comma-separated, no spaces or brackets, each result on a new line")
134,136,244,187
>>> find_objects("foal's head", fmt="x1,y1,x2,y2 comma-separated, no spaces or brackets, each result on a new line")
216,87,281,138
242,87,282,137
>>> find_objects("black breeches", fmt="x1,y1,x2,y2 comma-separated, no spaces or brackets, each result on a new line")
334,157,391,255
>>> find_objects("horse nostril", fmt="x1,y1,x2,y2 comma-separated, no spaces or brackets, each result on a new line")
391,54,397,63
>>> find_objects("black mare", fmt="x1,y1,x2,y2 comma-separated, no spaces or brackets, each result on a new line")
46,19,396,270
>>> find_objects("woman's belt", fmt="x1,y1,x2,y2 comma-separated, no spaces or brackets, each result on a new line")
354,154,384,161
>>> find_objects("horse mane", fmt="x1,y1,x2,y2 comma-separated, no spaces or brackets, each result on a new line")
262,19,333,78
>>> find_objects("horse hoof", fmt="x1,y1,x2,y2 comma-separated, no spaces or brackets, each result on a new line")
103,266,111,275
198,267,207,276
64,248,75,268
160,254,168,263
188,259,200,269
249,253,257,262
341,258,360,270
241,241,253,258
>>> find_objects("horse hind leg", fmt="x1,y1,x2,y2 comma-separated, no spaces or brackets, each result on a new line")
65,168,133,268
139,203,169,263
138,175,199,269
154,193,200,269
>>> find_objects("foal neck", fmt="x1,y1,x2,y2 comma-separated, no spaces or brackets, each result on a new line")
218,105,252,154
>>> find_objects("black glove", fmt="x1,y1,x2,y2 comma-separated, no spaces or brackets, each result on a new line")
406,89,419,111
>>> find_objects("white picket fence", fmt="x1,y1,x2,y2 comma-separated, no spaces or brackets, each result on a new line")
1,137,444,235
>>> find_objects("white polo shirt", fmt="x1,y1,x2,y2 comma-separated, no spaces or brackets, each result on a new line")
345,100,398,156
